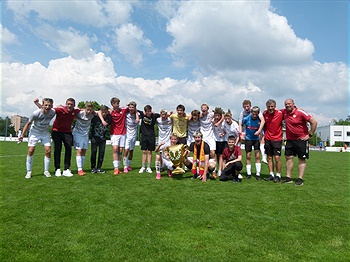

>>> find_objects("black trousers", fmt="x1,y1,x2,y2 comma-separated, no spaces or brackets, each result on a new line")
52,131,73,170
220,162,243,181
90,137,107,169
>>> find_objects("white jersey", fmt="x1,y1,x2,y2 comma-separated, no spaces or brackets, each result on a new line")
223,120,239,141
73,111,94,136
213,121,225,142
125,112,139,139
28,108,56,135
200,112,215,140
187,119,201,144
157,117,173,144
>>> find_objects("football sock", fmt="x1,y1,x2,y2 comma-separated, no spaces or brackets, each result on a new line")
44,156,50,172
246,164,252,175
26,155,33,172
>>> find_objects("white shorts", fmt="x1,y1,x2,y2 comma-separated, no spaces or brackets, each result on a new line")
161,156,174,171
125,135,136,150
203,137,216,151
74,134,89,149
111,134,126,147
28,132,51,147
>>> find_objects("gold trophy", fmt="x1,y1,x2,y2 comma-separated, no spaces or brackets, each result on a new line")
167,144,187,174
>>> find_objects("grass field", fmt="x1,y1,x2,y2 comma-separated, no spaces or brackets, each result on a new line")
1,141,349,261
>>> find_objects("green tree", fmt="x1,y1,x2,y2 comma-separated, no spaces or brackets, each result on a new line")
0,117,16,136
77,101,102,110
334,116,350,126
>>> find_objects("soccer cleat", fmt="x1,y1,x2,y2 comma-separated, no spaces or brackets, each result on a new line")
191,174,198,180
25,171,32,179
62,169,73,177
167,169,172,177
156,173,161,180
246,174,252,179
295,178,303,186
97,169,106,174
91,168,97,174
238,174,243,182
232,176,239,183
262,158,268,165
273,176,281,183
146,167,152,173
282,177,293,184
78,170,86,176
127,166,132,171
123,167,129,173
114,168,122,175
44,171,51,178
55,169,62,177
256,175,262,181
139,167,146,173
265,175,274,181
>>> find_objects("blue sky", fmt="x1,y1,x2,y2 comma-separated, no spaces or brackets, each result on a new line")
1,0,349,125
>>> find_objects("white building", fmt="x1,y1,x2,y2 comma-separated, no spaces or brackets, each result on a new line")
317,125,350,146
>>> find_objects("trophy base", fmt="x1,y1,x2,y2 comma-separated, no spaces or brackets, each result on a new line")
172,166,185,175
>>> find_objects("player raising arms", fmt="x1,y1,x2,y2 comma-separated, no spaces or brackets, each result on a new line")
20,98,56,179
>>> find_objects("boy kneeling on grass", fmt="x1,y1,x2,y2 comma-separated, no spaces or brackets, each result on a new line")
220,135,243,183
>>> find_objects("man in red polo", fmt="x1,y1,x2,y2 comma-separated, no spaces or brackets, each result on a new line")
263,99,283,183
281,99,317,186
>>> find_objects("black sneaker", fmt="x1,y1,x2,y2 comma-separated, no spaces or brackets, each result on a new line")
265,175,274,181
91,168,97,174
273,176,281,183
232,176,239,183
97,168,106,174
256,175,262,181
295,178,303,186
246,174,252,179
282,177,293,183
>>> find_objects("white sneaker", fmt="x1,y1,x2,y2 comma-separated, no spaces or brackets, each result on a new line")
62,169,73,177
139,167,146,173
25,171,32,179
146,167,152,173
44,171,51,178
55,169,62,177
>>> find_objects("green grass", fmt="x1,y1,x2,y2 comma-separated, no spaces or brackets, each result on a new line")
1,142,349,261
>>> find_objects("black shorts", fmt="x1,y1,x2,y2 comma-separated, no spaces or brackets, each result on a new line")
285,140,309,159
216,141,228,154
264,140,282,156
141,135,155,151
245,140,260,153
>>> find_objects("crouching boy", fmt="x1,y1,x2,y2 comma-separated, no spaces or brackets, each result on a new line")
220,135,243,183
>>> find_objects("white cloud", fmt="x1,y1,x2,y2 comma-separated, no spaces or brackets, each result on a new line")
166,1,314,72
0,23,17,44
34,24,92,59
7,0,135,27
114,23,153,66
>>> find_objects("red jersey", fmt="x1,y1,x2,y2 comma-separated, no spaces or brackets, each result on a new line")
110,108,129,135
281,107,311,140
263,110,283,141
222,146,242,162
52,107,80,133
